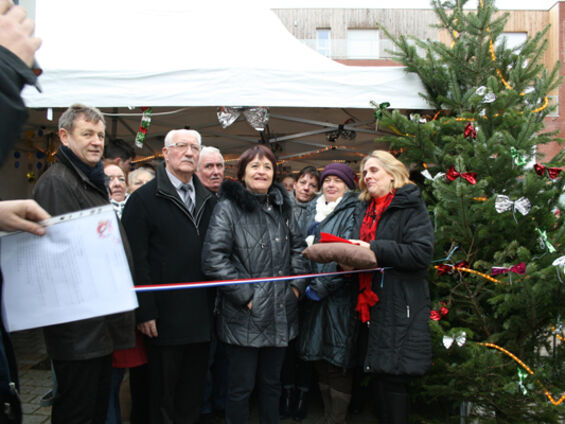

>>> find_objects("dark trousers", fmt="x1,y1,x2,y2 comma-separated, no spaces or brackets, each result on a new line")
129,363,150,424
373,374,412,424
280,339,312,390
225,344,286,424
52,354,113,424
201,336,228,414
147,342,210,424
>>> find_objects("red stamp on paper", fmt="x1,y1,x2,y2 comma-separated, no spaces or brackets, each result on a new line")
97,220,112,238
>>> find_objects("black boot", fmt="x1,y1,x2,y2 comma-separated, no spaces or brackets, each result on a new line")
293,387,309,421
386,391,410,424
280,386,295,420
374,380,390,424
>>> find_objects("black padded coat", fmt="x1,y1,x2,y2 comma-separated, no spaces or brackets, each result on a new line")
201,180,310,348
354,184,434,376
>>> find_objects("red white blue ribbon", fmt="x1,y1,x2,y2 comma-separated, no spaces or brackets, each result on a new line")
134,267,383,292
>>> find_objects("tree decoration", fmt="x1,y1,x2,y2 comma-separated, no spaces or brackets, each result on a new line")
443,331,467,349
372,101,391,131
430,302,449,321
463,123,476,139
482,92,496,104
495,195,532,218
475,86,487,96
421,169,445,181
517,368,529,395
491,262,526,276
510,147,527,166
553,256,565,271
551,325,565,341
478,342,565,406
446,166,477,184
534,163,562,179
553,256,565,283
135,107,152,148
536,228,557,254
436,260,469,275
434,264,504,285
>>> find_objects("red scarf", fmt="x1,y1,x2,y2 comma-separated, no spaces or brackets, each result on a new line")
357,191,395,323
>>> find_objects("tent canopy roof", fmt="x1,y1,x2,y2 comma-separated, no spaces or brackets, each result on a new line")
23,0,429,110
19,0,433,175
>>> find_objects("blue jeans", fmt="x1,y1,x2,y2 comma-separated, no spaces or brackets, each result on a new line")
105,367,125,424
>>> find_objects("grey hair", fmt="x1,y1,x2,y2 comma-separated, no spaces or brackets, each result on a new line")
127,167,155,186
59,103,105,132
197,146,224,170
164,129,202,147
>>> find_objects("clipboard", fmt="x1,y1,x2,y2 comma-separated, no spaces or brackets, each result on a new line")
0,205,138,332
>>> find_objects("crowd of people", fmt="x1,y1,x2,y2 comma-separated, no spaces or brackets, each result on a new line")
0,2,435,424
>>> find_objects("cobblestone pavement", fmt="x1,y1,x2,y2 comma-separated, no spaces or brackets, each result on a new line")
11,329,52,424
11,328,376,424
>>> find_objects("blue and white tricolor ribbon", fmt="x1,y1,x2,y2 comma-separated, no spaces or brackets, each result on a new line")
135,267,383,292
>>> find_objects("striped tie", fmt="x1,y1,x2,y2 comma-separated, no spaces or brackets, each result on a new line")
181,184,194,214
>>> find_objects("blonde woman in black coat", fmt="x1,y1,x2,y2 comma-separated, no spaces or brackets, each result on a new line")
350,150,434,424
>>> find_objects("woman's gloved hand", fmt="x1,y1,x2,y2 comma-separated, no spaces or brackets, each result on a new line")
305,286,321,301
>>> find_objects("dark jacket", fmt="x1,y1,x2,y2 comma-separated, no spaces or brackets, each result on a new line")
0,45,38,423
354,184,434,376
121,162,217,346
297,191,359,368
289,193,313,233
0,46,38,166
201,180,310,348
32,147,136,360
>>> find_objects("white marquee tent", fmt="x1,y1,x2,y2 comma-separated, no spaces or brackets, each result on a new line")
7,0,431,197
23,0,428,109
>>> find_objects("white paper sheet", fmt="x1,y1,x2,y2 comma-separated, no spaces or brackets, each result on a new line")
0,205,138,332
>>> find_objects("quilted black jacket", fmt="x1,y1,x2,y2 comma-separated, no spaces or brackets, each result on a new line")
354,184,434,376
201,180,309,348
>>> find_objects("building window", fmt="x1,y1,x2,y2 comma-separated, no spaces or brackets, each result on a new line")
498,32,527,51
316,29,331,57
347,29,379,59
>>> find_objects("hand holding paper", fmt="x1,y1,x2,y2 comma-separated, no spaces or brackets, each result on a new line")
0,205,138,332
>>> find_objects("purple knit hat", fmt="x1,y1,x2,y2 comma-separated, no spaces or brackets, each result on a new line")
320,163,356,190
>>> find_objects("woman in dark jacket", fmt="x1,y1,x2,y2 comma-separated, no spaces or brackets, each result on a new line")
297,163,359,424
288,166,320,231
201,145,309,424
280,165,320,420
351,150,434,424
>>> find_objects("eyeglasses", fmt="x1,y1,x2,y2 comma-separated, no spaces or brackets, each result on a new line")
166,142,201,153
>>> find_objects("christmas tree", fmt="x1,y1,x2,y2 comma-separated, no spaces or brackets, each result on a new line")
375,0,565,422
